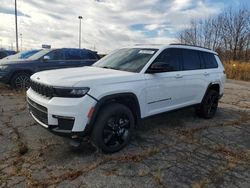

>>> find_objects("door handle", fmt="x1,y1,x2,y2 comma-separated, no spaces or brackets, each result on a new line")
204,72,210,76
175,74,183,78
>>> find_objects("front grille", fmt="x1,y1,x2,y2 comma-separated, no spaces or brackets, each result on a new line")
30,80,54,98
27,98,48,125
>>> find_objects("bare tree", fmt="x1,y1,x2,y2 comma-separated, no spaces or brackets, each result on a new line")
178,7,250,62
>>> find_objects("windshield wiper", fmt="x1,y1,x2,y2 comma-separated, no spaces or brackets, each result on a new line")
101,66,119,70
102,66,112,69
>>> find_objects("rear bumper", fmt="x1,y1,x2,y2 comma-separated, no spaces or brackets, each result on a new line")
27,88,97,138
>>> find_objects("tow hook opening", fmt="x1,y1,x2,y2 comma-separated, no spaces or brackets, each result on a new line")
70,135,89,148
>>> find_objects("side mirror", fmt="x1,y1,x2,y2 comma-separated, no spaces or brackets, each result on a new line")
43,55,50,61
147,62,171,73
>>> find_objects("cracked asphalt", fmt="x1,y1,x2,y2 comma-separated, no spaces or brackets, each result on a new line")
0,79,250,188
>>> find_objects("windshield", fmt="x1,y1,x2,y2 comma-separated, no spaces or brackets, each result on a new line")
3,50,41,60
93,48,158,73
27,49,51,60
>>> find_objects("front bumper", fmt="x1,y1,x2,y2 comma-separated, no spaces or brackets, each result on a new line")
0,70,11,83
27,88,97,137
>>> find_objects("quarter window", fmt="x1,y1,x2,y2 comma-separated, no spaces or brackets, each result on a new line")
201,52,218,69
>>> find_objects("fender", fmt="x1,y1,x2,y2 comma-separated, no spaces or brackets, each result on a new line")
83,92,141,136
201,83,220,103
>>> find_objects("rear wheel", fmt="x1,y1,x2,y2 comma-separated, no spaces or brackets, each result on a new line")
91,103,134,153
196,90,219,119
10,72,31,89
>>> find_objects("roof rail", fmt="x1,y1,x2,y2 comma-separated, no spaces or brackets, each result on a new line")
134,44,164,46
169,43,212,51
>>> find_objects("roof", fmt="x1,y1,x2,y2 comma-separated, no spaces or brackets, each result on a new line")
131,43,218,55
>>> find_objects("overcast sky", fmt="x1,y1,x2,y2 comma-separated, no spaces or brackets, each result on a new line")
0,0,249,53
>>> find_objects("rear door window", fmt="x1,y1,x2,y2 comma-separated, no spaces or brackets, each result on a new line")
65,49,82,60
182,49,201,70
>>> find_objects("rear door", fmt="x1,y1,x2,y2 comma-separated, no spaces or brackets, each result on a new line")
64,49,98,67
200,51,222,93
179,49,208,104
64,49,83,67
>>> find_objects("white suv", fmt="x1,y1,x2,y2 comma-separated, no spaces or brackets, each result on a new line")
27,44,226,153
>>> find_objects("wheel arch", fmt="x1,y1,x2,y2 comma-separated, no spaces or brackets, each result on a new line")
84,92,141,136
201,83,220,103
9,69,34,83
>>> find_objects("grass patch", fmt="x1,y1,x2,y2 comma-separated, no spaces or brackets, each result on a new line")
224,61,250,81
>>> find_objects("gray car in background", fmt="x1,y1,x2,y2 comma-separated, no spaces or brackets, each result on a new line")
0,48,100,89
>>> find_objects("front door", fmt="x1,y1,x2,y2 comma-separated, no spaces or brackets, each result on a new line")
38,49,66,71
144,48,186,116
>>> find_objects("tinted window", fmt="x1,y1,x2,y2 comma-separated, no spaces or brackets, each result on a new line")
28,49,51,60
201,52,218,69
81,51,97,59
152,48,181,72
46,50,64,60
0,52,7,59
64,49,82,60
182,49,201,70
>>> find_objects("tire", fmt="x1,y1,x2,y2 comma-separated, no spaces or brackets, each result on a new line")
91,103,135,153
10,72,31,89
196,90,219,119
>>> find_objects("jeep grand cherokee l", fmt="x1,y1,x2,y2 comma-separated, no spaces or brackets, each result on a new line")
0,48,99,88
27,44,226,153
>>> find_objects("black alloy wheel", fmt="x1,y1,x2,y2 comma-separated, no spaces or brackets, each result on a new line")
92,103,134,153
11,72,31,89
196,90,219,119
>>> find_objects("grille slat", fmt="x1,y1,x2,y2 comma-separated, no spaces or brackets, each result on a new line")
30,80,54,98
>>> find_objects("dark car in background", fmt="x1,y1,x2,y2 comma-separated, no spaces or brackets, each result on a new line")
0,48,100,88
0,50,16,59
2,49,41,61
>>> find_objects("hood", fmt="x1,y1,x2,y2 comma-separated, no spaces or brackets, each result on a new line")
31,66,140,87
0,59,34,65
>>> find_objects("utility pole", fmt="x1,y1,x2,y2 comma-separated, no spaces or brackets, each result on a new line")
20,33,22,51
78,16,83,49
15,0,19,52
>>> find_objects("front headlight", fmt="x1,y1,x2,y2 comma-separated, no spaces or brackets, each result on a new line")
54,87,90,98
0,65,8,71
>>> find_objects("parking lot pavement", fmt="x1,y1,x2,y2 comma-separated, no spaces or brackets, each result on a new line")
0,80,250,188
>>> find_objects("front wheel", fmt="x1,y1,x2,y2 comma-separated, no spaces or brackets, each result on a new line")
196,90,219,119
10,72,31,89
91,103,135,153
